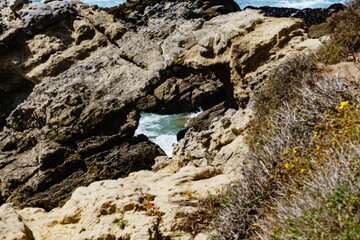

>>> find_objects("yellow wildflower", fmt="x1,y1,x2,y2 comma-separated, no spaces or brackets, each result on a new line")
284,164,289,169
301,169,306,173
290,194,294,198
267,216,271,220
253,223,259,227
292,147,298,155
339,101,349,110
270,175,274,179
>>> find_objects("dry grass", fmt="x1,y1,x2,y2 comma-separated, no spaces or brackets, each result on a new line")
209,53,360,239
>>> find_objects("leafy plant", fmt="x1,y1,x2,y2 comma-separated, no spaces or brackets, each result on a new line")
180,189,195,200
206,191,228,211
140,192,165,218
117,214,128,229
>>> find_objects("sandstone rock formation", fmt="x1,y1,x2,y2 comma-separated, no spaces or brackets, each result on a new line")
171,9,323,173
0,0,168,209
0,203,34,240
0,0,326,238
0,0,243,210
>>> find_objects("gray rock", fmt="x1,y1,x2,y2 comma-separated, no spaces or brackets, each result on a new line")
9,0,27,12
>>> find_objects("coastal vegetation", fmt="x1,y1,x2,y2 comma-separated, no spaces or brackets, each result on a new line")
325,0,360,63
210,1,360,239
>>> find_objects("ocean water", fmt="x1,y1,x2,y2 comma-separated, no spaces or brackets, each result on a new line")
32,0,346,9
135,111,201,157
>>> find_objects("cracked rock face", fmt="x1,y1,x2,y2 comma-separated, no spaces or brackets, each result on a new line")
0,0,241,211
0,0,326,239
0,0,168,210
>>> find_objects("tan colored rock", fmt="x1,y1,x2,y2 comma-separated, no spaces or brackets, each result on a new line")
172,9,324,172
0,204,33,240
173,107,254,173
16,167,231,239
82,7,127,42
319,62,360,80
0,0,165,209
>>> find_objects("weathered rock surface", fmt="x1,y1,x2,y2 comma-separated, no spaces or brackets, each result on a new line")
176,102,227,141
0,0,170,209
0,203,33,240
138,67,228,113
172,9,324,173
8,166,229,240
0,0,245,211
105,0,240,22
0,0,327,238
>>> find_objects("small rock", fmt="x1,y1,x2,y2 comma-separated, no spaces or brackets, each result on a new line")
9,0,27,12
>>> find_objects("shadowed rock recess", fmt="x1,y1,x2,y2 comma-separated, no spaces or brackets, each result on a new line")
0,0,329,239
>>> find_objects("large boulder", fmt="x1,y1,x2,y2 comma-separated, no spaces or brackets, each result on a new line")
172,9,324,172
15,166,229,240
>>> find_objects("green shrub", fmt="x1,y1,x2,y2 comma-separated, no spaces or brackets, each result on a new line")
323,0,360,63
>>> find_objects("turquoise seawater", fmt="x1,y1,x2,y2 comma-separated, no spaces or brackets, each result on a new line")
32,0,346,9
135,111,201,157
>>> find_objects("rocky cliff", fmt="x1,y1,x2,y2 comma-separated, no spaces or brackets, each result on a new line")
0,0,326,239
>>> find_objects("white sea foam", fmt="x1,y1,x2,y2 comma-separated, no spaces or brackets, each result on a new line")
154,134,177,157
135,110,202,157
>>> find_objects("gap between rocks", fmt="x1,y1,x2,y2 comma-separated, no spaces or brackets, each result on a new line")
0,70,34,130
134,64,237,156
